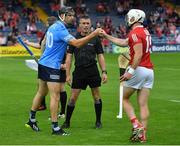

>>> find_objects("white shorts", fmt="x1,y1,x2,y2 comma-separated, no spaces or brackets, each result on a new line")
124,66,154,89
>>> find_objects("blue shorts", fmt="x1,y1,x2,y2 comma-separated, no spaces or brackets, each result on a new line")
38,64,61,82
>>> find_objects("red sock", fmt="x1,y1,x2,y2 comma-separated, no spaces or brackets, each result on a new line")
130,117,141,128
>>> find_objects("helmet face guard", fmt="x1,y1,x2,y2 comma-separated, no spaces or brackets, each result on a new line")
125,14,128,26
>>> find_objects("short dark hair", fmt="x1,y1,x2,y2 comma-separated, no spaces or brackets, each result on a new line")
79,15,90,21
58,7,74,16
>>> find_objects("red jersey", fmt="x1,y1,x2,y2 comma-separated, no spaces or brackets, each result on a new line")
128,26,153,69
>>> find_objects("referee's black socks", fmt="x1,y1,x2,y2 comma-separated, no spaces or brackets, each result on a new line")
65,104,75,123
94,99,102,123
60,91,67,115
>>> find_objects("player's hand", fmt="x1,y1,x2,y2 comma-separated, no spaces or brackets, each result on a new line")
102,73,107,84
61,64,66,70
99,29,107,37
23,39,30,45
94,28,104,36
66,75,71,86
120,72,132,82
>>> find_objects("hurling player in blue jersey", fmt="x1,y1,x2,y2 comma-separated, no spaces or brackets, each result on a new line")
25,7,104,135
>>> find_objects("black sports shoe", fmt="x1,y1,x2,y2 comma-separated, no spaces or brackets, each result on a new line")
52,128,69,136
95,121,102,129
61,121,70,129
25,120,40,132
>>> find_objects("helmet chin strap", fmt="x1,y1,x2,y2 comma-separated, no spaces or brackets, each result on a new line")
137,17,142,23
59,14,65,22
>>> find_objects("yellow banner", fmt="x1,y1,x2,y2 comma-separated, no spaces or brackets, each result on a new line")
0,45,41,57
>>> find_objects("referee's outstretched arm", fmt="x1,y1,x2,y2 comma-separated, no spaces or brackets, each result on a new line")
65,53,73,85
68,28,103,48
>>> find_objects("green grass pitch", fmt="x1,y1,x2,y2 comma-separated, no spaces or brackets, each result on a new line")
0,53,180,145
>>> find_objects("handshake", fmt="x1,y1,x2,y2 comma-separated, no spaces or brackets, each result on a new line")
93,28,107,38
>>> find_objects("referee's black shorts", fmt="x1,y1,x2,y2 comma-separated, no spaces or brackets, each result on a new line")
38,64,66,83
59,69,66,83
72,64,101,90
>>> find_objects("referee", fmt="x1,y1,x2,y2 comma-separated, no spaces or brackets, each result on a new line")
62,16,107,129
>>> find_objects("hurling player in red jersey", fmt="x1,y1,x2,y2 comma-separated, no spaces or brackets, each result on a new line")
101,9,154,143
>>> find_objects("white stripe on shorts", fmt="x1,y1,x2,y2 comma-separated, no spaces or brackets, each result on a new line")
124,66,154,89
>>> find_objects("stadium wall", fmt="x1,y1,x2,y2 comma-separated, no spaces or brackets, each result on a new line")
152,44,180,52
111,44,180,53
0,44,180,57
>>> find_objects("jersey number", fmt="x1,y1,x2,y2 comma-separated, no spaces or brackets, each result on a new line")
144,30,152,53
47,31,53,48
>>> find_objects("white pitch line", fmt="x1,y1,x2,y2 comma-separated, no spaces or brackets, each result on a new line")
169,100,180,103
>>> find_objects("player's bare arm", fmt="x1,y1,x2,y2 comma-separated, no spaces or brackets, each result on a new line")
131,43,143,69
68,28,103,48
24,39,41,49
102,31,128,47
120,43,143,82
40,36,46,53
97,54,107,84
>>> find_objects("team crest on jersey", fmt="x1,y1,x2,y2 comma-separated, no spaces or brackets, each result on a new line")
132,34,138,42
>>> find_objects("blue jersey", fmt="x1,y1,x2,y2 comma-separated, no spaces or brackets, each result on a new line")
39,21,75,69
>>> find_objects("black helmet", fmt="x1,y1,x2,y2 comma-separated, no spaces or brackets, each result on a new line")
58,7,75,16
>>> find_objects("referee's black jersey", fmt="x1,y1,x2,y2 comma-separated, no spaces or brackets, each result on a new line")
67,32,104,67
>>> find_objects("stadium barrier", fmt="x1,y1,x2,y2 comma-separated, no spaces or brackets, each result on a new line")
110,44,180,53
0,45,41,57
1,44,180,57
151,44,180,52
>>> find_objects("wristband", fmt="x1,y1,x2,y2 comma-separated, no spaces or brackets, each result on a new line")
127,67,135,75
102,70,107,74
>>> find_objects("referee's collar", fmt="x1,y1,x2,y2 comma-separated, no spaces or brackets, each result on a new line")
76,32,90,37
76,32,83,37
